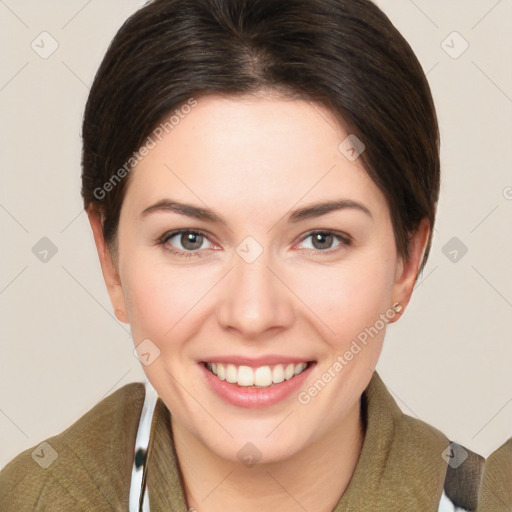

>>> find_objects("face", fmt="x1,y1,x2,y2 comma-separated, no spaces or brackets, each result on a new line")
89,93,427,464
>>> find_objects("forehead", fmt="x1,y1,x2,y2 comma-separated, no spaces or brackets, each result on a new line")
122,94,388,221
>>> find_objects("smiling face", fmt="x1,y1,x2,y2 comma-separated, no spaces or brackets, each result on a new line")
89,93,428,464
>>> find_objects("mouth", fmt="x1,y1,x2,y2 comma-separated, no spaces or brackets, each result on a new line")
201,360,315,389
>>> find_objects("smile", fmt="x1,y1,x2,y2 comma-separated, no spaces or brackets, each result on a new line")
203,361,312,388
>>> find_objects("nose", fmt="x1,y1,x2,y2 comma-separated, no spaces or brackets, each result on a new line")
216,248,295,339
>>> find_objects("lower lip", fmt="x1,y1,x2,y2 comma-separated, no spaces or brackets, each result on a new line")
199,362,315,409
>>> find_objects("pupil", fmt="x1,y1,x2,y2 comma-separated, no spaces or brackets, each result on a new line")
182,232,202,250
179,232,333,251
313,233,332,250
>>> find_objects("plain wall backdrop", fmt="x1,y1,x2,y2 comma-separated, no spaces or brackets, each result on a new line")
1,0,511,469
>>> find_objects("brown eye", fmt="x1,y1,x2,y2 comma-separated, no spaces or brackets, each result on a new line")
161,229,213,256
299,231,351,253
311,232,334,250
178,232,204,251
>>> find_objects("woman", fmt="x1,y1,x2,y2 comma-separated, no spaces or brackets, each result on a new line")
0,0,494,510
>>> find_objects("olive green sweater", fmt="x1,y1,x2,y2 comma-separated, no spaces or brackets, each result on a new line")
0,371,487,510
477,437,512,511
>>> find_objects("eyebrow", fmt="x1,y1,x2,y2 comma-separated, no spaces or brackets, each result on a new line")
140,198,373,224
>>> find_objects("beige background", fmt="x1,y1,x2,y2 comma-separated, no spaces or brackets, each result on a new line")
1,0,511,469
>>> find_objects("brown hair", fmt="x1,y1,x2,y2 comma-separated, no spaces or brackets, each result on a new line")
81,0,440,277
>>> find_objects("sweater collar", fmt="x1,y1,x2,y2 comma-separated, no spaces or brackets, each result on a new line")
147,370,449,511
332,371,448,510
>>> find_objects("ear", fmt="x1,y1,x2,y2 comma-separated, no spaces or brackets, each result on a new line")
388,217,430,324
87,208,128,324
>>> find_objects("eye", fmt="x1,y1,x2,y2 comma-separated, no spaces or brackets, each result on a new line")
158,229,214,258
156,228,352,259
298,230,352,253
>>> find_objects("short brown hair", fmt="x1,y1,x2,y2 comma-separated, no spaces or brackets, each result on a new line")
81,0,440,278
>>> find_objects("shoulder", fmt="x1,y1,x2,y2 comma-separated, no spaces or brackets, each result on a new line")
0,382,145,511
395,411,485,510
477,437,512,511
395,406,485,510
365,373,485,509
366,371,451,450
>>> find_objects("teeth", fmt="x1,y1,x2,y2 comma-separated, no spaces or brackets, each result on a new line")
285,363,295,380
216,363,225,381
272,364,285,383
226,364,237,384
238,366,254,386
255,366,272,387
206,361,309,388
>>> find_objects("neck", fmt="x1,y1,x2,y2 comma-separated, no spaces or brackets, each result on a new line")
171,398,365,512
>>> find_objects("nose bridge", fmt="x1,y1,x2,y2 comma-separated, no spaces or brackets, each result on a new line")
216,240,295,336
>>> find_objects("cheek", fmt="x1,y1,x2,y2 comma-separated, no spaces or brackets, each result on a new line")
289,248,396,345
121,256,214,342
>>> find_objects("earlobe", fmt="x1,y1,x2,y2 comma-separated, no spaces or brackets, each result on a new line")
87,208,129,324
389,218,431,323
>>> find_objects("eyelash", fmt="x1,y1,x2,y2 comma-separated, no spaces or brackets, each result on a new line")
155,229,352,258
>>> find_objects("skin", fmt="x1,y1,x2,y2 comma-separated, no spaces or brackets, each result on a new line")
88,92,429,512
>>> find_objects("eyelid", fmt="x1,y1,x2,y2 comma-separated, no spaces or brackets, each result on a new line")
298,229,352,245
160,228,216,250
157,228,352,257
295,229,352,253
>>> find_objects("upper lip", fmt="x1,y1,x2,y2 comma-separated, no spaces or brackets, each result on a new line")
200,355,316,367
